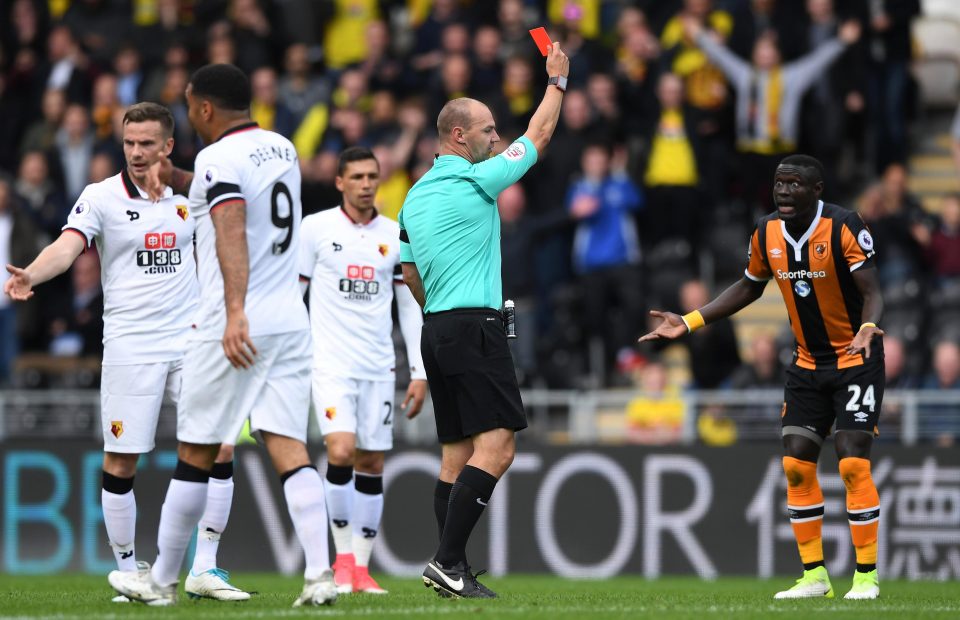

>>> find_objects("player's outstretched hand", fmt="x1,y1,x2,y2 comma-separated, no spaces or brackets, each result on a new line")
402,379,428,419
4,264,34,301
638,310,688,342
222,310,258,369
846,324,884,358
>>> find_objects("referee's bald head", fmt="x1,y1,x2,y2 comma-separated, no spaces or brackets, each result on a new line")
437,98,483,138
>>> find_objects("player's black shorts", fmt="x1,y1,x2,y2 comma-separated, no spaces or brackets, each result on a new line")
782,359,885,443
421,308,527,443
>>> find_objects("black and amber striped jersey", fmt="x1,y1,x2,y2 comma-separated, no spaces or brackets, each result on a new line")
745,201,880,370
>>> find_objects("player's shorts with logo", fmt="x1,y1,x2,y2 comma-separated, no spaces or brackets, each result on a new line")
311,374,396,451
100,361,181,453
421,308,527,443
782,358,885,442
178,330,312,444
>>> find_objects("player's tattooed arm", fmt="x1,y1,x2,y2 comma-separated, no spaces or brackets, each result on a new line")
152,152,194,195
847,266,884,358
212,201,258,368
401,262,427,309
169,167,194,196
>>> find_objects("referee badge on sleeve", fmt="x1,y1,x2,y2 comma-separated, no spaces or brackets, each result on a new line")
503,142,526,161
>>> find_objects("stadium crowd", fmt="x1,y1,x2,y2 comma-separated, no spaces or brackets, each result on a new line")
0,0,955,418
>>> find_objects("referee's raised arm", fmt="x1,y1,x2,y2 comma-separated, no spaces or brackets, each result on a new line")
523,41,571,154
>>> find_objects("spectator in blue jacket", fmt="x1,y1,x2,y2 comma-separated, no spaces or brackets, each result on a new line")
568,142,643,384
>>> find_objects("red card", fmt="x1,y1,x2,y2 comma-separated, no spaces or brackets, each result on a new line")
529,27,552,56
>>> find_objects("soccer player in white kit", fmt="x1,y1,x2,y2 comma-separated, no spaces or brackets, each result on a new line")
107,65,336,607
299,147,427,595
3,102,247,602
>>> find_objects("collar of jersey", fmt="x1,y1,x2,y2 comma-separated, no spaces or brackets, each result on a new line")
215,121,259,143
781,200,824,262
340,205,378,226
121,168,174,201
434,154,471,168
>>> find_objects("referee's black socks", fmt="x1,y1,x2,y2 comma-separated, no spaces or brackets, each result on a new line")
434,479,454,540
434,465,497,567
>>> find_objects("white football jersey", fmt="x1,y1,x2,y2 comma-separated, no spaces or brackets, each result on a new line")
299,207,407,380
63,170,198,364
188,123,308,339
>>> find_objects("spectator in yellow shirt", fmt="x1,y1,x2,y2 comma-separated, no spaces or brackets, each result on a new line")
626,361,685,445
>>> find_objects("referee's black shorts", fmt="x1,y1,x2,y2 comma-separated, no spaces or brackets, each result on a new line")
421,308,527,443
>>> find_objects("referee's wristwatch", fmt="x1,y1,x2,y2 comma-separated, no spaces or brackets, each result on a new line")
548,75,568,92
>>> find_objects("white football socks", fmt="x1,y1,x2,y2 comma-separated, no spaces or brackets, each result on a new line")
283,467,331,580
151,479,208,587
102,489,137,571
324,471,354,555
191,475,234,574
352,473,384,568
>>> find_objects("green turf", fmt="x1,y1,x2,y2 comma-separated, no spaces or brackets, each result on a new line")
0,574,957,619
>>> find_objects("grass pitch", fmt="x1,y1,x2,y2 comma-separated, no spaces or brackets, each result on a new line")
1,574,958,619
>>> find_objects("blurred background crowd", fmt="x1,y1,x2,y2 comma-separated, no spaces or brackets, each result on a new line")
0,0,958,443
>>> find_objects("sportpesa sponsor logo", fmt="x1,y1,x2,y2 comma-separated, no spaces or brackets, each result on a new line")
776,269,827,280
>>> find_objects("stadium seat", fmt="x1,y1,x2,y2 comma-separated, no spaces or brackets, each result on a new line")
923,0,960,22
912,18,960,109
882,277,924,311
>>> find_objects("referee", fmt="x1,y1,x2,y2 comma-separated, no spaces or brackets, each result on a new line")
399,41,569,598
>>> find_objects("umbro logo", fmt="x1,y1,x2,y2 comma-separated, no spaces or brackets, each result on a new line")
120,550,134,560
769,248,782,257
854,412,868,422
126,210,140,221
332,242,343,252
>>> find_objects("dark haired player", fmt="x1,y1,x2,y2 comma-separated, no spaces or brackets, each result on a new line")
641,154,884,600
298,146,427,595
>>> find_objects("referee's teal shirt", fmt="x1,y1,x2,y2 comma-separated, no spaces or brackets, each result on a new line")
399,136,538,314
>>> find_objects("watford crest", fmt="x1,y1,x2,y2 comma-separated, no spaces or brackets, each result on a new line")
378,244,389,257
110,420,124,438
176,204,188,221
325,407,336,420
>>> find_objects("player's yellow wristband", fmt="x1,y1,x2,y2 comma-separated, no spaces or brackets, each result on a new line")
859,322,877,331
682,310,705,333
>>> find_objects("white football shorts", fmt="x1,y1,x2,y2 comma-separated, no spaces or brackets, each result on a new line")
178,330,312,445
100,360,181,453
312,374,396,451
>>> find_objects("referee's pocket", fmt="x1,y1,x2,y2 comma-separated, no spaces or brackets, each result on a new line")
434,342,466,375
480,319,511,359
